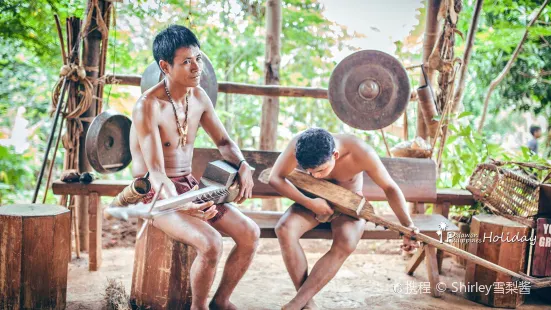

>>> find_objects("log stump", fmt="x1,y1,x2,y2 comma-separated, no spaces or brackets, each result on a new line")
0,204,71,310
465,214,530,308
130,220,196,309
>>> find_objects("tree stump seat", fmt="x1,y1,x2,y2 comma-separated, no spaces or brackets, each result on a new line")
0,204,71,310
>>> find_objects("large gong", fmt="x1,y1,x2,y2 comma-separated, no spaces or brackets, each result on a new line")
85,110,132,174
140,51,218,107
328,50,410,130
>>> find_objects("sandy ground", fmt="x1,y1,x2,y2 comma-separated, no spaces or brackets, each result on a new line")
66,237,551,310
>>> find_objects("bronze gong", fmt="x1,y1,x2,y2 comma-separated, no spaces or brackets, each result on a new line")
85,110,132,174
140,51,218,107
328,50,410,130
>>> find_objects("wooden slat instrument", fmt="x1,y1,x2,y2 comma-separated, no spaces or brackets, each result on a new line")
260,168,551,289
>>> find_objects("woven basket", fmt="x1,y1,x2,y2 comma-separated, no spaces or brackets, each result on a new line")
466,161,551,228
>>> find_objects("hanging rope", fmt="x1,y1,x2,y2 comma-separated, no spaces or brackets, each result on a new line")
51,64,94,120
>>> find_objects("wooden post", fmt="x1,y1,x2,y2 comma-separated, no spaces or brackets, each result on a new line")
260,0,282,211
417,0,442,139
424,244,442,297
0,204,71,309
88,192,103,271
77,0,111,251
465,215,530,308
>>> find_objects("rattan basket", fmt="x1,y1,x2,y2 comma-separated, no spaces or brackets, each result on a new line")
466,160,551,228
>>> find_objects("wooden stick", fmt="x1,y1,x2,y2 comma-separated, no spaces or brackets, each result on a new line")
136,183,163,240
282,169,551,289
54,15,67,65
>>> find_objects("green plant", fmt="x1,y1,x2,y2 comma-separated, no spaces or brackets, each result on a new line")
0,145,35,205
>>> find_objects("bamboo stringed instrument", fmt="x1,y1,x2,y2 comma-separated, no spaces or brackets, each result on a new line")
259,168,551,289
105,160,248,222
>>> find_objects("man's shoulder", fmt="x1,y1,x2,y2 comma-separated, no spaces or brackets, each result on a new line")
192,86,214,108
132,89,163,121
336,134,372,151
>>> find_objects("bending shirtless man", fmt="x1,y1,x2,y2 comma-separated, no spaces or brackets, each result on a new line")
269,128,419,310
129,25,260,310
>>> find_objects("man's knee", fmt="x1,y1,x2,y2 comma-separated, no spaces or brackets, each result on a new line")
198,231,223,262
238,218,261,249
275,218,292,241
332,237,360,257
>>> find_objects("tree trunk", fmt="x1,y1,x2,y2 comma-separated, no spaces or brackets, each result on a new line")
77,0,111,251
417,0,443,139
0,204,71,310
130,221,195,309
478,0,549,132
451,0,483,114
260,0,282,211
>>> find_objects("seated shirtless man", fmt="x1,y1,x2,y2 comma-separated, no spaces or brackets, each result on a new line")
269,128,419,310
129,25,260,310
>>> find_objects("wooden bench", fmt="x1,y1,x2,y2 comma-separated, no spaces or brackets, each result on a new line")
52,148,475,273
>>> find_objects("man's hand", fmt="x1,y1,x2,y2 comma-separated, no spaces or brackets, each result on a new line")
178,201,217,221
307,197,334,217
235,162,254,204
401,224,420,254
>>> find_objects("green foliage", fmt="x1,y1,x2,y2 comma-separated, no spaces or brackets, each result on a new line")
0,145,35,205
456,0,551,116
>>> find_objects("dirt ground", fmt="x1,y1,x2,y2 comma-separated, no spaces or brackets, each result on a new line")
67,229,551,310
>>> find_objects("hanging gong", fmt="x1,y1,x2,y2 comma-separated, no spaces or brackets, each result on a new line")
140,51,218,107
85,110,132,174
328,50,410,130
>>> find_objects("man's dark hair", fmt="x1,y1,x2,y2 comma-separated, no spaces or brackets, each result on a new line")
295,128,335,169
153,25,200,66
530,125,542,136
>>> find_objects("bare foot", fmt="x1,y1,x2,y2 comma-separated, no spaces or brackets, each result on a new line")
282,301,301,310
302,300,318,310
209,299,238,310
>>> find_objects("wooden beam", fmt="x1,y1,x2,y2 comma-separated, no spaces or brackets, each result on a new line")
104,74,141,86
219,82,327,98
104,74,329,99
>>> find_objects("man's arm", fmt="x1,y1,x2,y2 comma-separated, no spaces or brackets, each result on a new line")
132,97,179,198
356,143,414,228
268,137,333,216
198,89,253,203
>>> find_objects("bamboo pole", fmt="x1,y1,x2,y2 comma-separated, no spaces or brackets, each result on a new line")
417,0,443,139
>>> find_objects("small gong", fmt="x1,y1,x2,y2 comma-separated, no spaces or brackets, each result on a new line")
328,50,410,130
85,110,132,174
140,51,218,107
